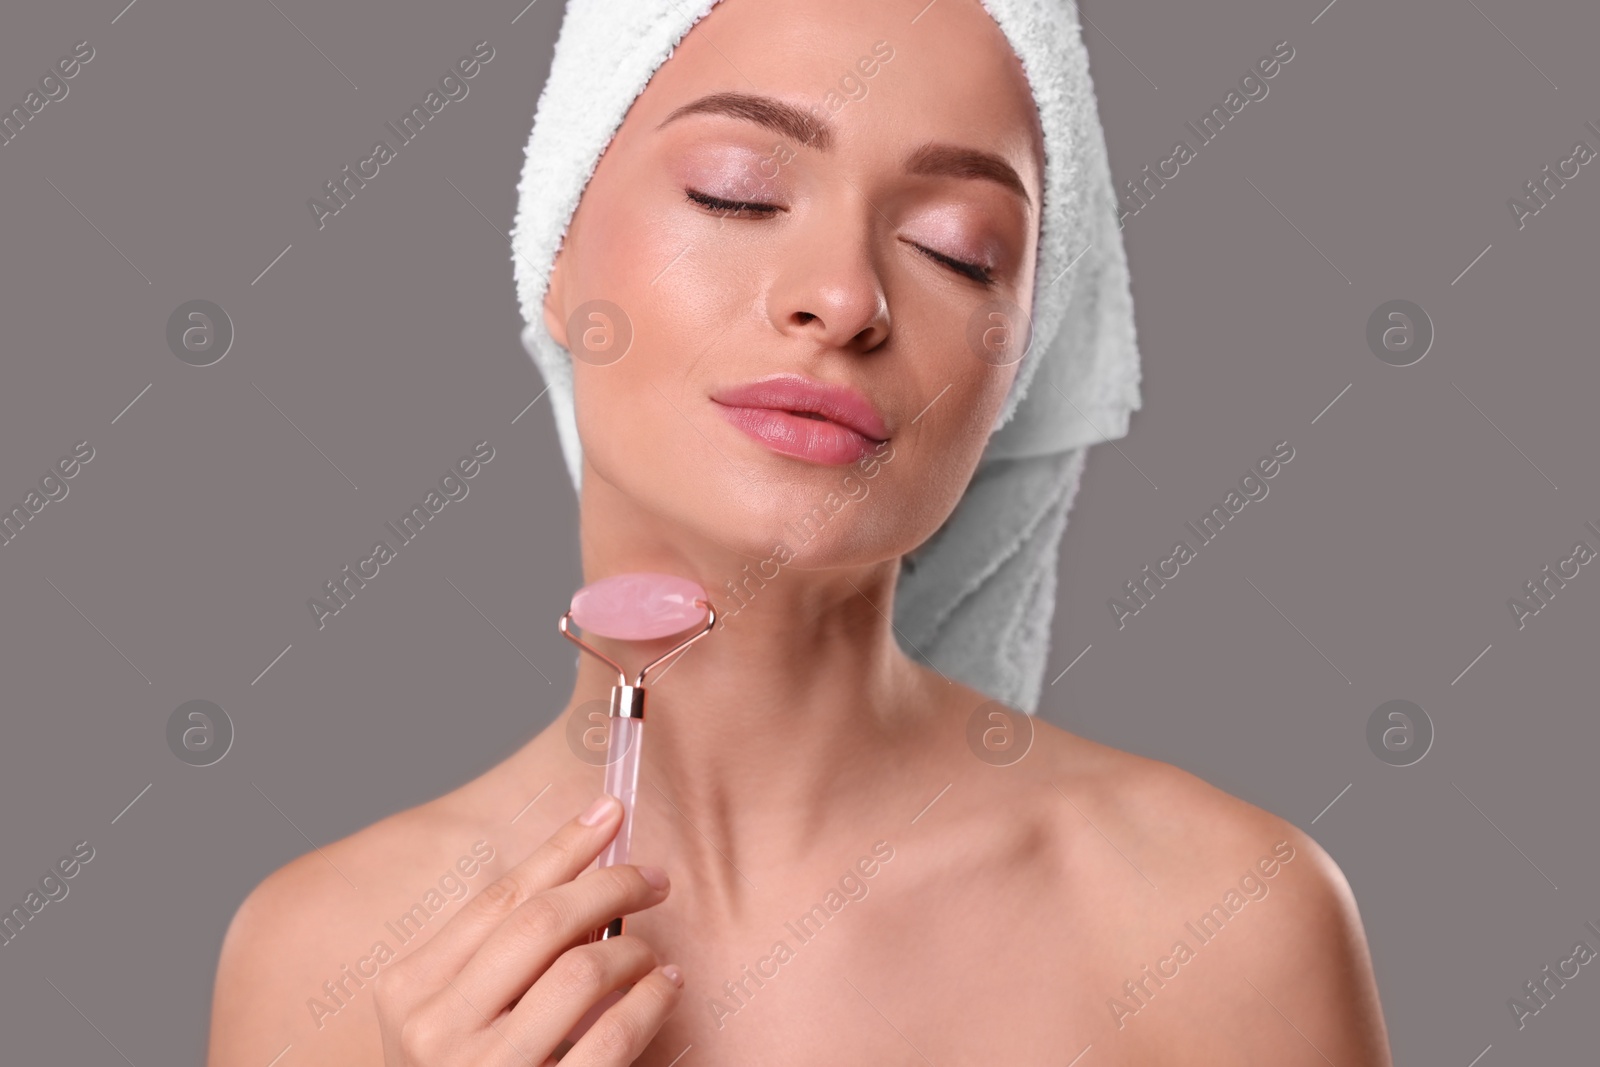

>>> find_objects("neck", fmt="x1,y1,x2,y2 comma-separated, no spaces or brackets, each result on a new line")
530,457,939,879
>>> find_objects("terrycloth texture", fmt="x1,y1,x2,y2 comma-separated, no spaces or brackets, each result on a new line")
511,0,1141,712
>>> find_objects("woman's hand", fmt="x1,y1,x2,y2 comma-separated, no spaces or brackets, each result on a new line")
372,794,683,1065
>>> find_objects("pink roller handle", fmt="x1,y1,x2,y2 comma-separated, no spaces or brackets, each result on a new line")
598,716,643,869
562,716,642,1048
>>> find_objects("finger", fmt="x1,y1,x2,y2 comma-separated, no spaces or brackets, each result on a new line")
401,794,624,982
559,965,685,1067
498,935,661,1056
451,860,670,1011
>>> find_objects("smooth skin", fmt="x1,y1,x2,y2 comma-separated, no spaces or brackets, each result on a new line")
208,0,1394,1063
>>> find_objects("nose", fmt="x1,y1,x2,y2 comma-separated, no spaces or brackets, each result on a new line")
765,202,891,353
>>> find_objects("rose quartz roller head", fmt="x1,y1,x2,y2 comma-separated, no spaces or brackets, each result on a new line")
559,572,715,942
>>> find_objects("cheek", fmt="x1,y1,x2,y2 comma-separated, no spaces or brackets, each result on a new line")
562,183,762,527
568,170,754,373
562,193,701,416
567,331,681,492
577,155,754,304
570,188,669,304
877,357,1016,533
903,306,1019,456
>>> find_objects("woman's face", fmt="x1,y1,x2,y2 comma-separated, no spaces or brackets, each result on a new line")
544,0,1043,569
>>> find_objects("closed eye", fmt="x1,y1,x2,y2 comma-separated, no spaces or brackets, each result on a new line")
684,188,997,287
685,189,781,217
907,242,995,286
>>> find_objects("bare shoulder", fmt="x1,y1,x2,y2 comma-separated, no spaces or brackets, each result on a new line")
1028,720,1394,1064
1038,722,1313,871
207,789,503,1067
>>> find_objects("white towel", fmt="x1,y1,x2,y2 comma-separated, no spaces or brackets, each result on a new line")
511,0,1141,713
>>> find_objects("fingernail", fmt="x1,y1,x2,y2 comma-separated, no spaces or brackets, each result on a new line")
661,963,684,988
579,794,619,826
639,865,669,891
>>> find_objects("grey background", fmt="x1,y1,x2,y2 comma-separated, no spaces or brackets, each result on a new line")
1,0,1595,1062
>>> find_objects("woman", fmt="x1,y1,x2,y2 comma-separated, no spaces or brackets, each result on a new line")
209,0,1393,1062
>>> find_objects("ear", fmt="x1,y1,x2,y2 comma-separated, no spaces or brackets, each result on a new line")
542,242,569,348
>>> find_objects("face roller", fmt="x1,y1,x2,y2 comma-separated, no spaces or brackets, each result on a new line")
559,572,715,941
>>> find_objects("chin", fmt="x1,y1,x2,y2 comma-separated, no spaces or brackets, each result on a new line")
607,454,923,568
714,478,914,563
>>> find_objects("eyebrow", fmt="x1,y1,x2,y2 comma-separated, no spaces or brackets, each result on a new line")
656,90,1032,209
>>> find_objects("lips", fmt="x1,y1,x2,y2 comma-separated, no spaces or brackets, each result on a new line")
710,374,890,466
